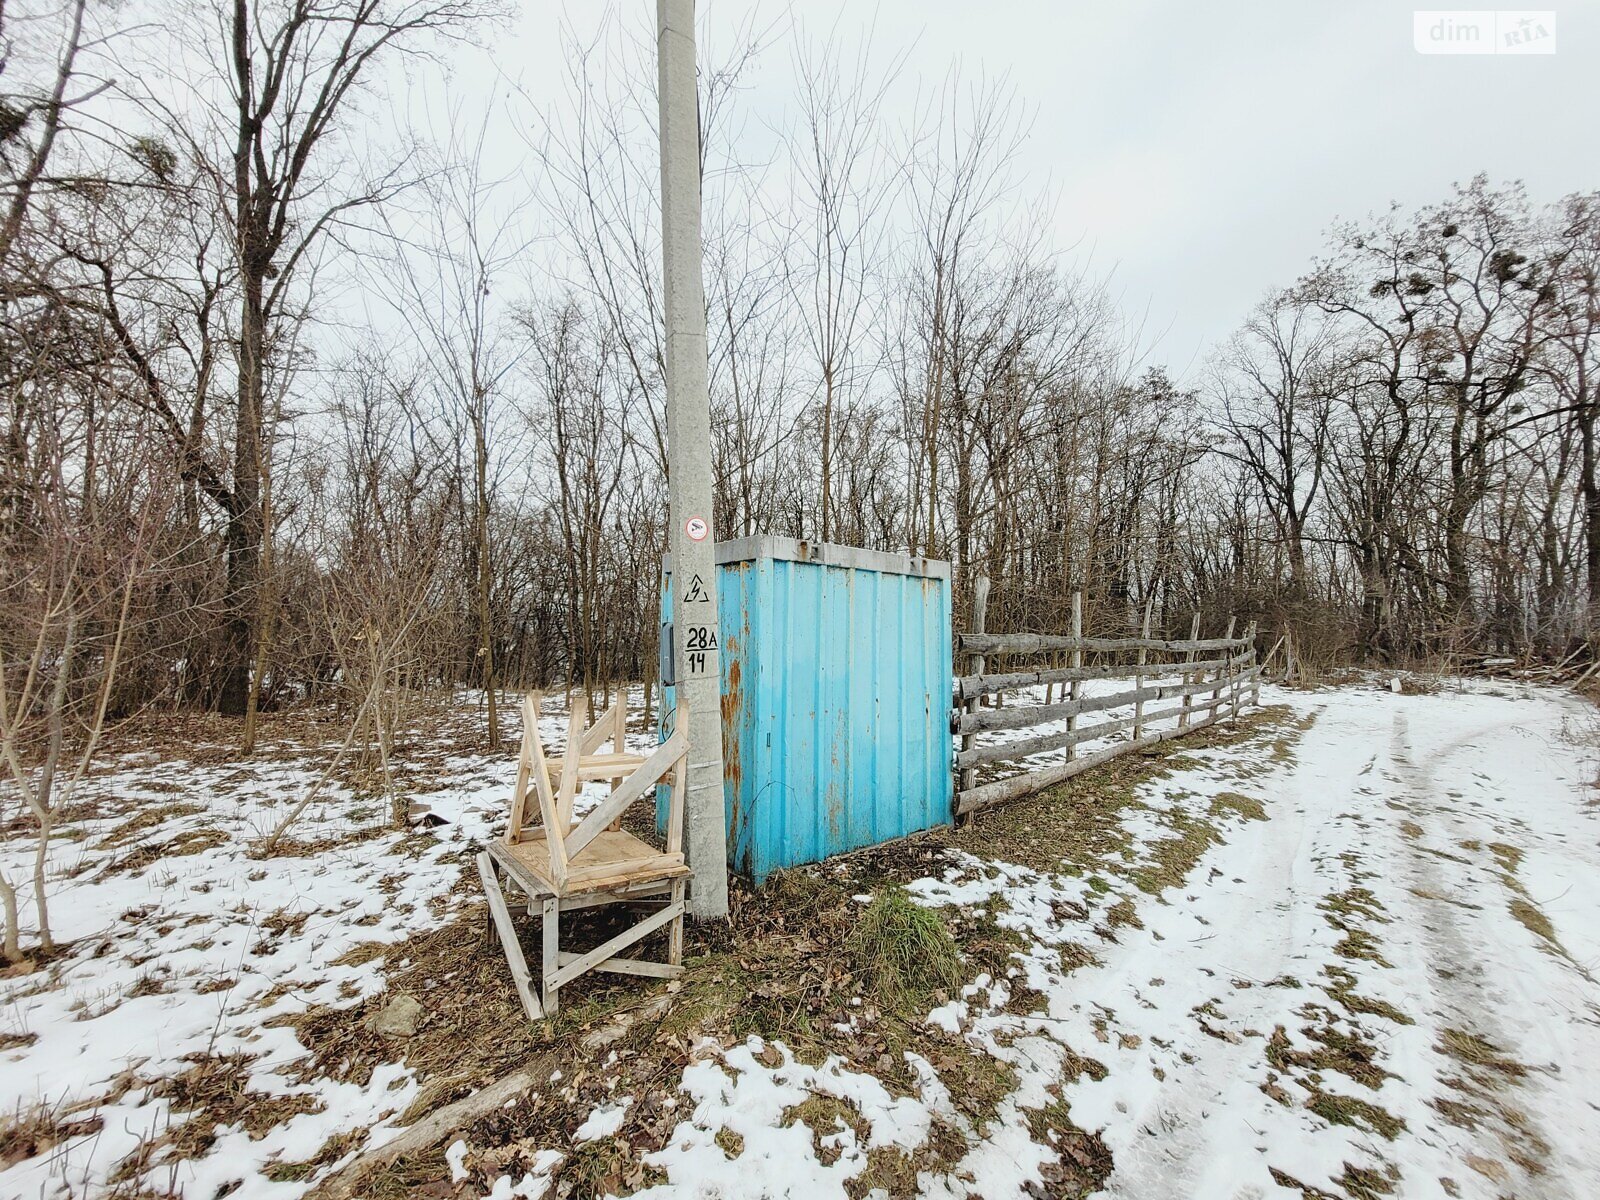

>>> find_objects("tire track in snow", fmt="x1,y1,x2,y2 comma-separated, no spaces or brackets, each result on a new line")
1046,685,1600,1200
1385,706,1593,1198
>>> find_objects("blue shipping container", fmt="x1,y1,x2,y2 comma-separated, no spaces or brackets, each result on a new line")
661,537,953,883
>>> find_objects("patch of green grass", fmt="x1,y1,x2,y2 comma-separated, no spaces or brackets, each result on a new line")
1321,886,1388,924
1268,1016,1392,1091
1437,1028,1528,1085
1104,896,1141,929
847,887,964,1019
556,1135,637,1198
1332,928,1392,967
1022,1091,1113,1196
1322,966,1413,1026
854,1147,918,1197
1335,1161,1399,1199
942,1049,1021,1133
782,1095,861,1151
1127,812,1222,896
1308,1091,1407,1140
1209,791,1267,822
1487,842,1523,874
1481,838,1583,970
955,708,1295,879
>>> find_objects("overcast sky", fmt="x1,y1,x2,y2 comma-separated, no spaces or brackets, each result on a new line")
456,0,1597,379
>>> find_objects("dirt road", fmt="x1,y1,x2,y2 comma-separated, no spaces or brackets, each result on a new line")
1052,683,1600,1200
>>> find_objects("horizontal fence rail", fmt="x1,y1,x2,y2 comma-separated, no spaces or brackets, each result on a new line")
952,597,1261,817
954,656,1235,702
954,651,1254,735
957,633,1251,656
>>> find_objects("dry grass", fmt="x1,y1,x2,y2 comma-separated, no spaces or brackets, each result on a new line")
56,699,1297,1198
105,1052,323,1185
330,707,1299,1198
1437,1027,1529,1085
0,1104,104,1171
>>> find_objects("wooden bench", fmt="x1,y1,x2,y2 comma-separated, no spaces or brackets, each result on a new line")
478,692,689,1019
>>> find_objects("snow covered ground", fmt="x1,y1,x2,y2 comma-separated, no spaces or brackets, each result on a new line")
914,678,1600,1200
2,679,1597,1199
0,696,625,1199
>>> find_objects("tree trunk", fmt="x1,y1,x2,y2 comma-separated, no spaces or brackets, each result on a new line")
219,264,265,714
474,408,498,744
1581,395,1600,636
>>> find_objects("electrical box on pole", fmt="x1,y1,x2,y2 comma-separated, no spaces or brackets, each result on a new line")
656,0,729,919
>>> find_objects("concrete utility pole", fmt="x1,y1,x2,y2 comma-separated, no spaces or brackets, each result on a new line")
657,0,729,919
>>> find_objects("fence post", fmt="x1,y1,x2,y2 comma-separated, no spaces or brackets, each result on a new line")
1214,615,1236,717
1132,597,1152,738
958,573,990,805
1179,611,1200,729
1234,620,1255,721
1066,590,1082,762
1250,620,1262,706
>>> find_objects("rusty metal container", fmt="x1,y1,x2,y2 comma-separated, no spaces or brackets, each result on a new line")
661,537,953,883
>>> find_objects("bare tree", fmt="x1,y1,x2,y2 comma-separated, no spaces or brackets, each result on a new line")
1211,296,1336,598
789,29,901,542
383,103,529,744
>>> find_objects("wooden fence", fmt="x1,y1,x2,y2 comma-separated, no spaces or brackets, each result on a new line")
951,584,1262,816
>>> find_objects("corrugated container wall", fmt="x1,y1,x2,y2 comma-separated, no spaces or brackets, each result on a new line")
660,538,953,883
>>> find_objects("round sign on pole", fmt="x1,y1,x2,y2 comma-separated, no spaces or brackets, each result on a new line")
685,515,709,542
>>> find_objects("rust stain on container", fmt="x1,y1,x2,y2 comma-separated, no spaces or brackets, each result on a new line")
721,652,743,791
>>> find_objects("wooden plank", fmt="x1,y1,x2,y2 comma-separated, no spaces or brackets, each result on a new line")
504,827,688,894
1235,620,1255,721
564,853,688,894
1133,598,1152,738
563,730,686,861
958,632,1248,656
958,574,990,804
524,716,567,890
557,696,585,831
608,691,628,830
956,663,1249,735
1213,616,1237,713
580,698,621,755
549,900,684,990
507,695,536,843
955,689,1253,769
966,689,1227,769
487,842,679,911
1179,612,1201,729
668,878,685,965
954,655,1231,702
541,897,560,1017
557,950,683,980
542,753,648,782
476,852,543,1022
1066,591,1082,763
665,759,685,855
956,704,1233,815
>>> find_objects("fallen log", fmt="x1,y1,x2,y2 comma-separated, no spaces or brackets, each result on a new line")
307,1060,553,1200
